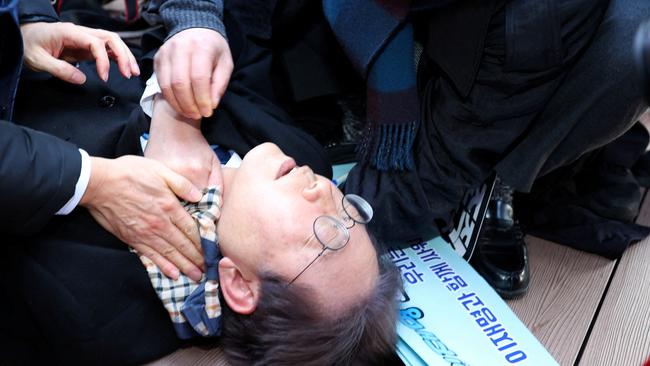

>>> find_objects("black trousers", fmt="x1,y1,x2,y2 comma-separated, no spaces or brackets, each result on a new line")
345,0,650,243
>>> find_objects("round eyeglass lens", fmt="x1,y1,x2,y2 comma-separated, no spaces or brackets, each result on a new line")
342,194,374,224
314,215,349,250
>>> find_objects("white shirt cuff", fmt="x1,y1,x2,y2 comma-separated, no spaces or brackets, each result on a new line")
140,73,162,118
56,148,91,215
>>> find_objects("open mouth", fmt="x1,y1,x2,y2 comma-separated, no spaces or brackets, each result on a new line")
276,158,297,179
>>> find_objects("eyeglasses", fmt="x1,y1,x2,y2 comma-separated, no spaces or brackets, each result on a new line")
288,194,373,285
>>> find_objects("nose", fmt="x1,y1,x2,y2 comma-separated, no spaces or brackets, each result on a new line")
255,142,282,156
302,176,338,214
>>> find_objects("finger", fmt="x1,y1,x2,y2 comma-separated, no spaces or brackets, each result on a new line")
170,207,202,254
85,35,110,81
159,164,202,202
136,245,181,280
190,51,215,118
156,51,183,115
129,51,140,76
92,26,140,77
167,213,204,268
155,234,204,282
36,53,87,84
170,46,201,119
210,55,233,109
102,32,133,78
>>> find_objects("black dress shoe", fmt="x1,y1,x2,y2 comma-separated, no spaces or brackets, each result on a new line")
470,178,530,299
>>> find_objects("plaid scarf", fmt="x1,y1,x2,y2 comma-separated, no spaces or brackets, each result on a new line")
323,0,418,170
136,187,222,339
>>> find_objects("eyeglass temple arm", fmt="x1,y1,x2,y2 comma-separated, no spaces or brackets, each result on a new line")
288,247,328,285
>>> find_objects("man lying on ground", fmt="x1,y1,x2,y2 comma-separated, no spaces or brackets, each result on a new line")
1,98,401,365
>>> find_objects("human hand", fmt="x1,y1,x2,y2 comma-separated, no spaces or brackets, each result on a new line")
154,28,233,119
144,97,223,189
79,155,205,281
20,22,140,84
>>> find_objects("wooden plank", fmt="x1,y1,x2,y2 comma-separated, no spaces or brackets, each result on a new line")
506,236,616,366
145,347,230,366
577,194,650,366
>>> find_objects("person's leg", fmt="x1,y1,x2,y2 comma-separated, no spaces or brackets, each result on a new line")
497,0,650,188
416,0,649,297
416,0,614,226
484,0,650,296
579,122,649,222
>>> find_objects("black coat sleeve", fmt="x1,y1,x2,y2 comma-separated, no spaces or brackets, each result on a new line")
0,120,81,235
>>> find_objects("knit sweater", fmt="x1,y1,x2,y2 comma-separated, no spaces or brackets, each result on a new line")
146,0,226,41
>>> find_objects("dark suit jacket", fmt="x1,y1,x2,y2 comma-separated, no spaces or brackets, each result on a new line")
0,0,82,235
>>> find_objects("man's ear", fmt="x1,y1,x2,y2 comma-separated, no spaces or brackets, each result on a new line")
218,257,260,315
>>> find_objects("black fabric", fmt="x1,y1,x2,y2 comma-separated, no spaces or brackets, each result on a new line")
599,122,650,168
0,0,22,121
269,0,362,148
57,7,152,34
344,0,650,244
0,211,184,365
14,62,147,159
516,123,650,259
417,0,504,98
225,0,276,40
18,0,59,24
522,203,650,259
55,0,135,19
0,121,82,235
0,0,81,236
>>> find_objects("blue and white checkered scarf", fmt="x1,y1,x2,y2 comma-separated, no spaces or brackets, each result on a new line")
136,187,223,339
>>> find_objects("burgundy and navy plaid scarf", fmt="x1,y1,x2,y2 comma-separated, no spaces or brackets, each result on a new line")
323,0,417,171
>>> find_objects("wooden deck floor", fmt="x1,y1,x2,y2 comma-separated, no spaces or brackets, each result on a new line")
148,194,650,366
506,190,650,366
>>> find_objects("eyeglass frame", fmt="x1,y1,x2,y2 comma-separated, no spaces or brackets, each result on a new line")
287,194,372,285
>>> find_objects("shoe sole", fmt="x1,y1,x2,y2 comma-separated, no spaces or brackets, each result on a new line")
495,282,530,300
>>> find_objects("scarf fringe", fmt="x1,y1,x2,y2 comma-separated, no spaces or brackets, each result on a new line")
359,121,418,171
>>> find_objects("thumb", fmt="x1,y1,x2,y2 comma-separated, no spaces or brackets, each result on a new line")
160,165,203,202
36,53,87,84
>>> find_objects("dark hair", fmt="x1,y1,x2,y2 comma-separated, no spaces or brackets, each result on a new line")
219,253,401,365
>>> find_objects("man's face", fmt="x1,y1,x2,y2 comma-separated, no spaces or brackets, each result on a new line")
217,143,379,313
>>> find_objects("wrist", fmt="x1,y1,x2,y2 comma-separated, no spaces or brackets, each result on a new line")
79,157,108,207
153,95,202,129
